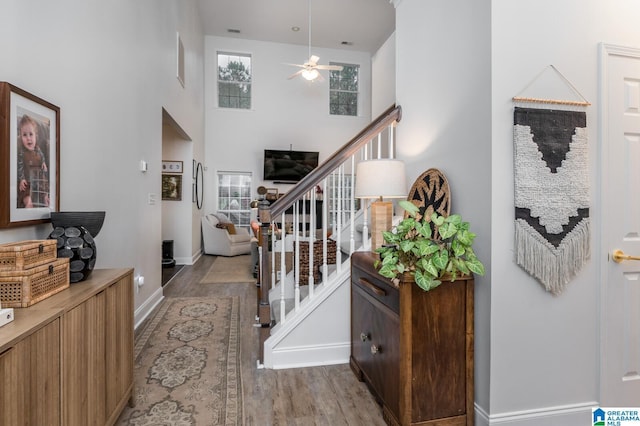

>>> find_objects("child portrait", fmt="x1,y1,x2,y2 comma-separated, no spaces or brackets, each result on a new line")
0,82,59,228
16,108,51,209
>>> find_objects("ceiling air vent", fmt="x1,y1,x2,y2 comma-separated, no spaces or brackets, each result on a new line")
227,29,241,34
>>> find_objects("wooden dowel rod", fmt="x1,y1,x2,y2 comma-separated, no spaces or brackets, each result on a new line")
512,96,591,107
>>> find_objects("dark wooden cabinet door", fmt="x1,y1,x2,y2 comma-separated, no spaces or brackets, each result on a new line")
351,264,401,419
405,280,468,422
368,297,399,416
351,287,374,381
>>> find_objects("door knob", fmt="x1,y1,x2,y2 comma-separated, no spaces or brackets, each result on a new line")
612,249,640,263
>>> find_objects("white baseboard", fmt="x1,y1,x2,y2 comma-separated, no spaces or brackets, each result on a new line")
174,248,202,266
134,287,164,330
269,342,351,370
475,401,598,426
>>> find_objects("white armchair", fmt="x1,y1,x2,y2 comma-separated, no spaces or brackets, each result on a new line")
202,213,252,256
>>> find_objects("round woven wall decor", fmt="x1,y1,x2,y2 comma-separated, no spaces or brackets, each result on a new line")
405,168,451,220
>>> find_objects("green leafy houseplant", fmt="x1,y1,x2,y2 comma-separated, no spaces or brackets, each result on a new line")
375,200,485,291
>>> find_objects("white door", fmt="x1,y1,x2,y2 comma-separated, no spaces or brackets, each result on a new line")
601,43,640,405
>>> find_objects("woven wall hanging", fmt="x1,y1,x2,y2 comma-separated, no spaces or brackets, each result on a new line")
513,66,591,295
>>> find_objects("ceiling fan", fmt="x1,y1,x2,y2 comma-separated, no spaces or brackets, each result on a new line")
287,0,343,81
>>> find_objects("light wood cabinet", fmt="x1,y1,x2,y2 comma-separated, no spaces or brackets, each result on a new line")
0,316,60,426
0,268,133,426
105,277,134,420
350,252,474,426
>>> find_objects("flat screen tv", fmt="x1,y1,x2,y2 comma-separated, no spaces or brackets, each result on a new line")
263,149,319,182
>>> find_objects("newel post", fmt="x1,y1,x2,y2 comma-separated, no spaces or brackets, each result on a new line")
257,200,272,363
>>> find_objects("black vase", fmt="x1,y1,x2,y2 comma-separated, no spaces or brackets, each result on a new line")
48,211,105,283
49,225,97,283
50,211,105,237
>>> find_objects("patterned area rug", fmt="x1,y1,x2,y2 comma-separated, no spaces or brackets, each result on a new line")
116,297,242,425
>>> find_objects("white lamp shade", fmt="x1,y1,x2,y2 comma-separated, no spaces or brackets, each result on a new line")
302,68,319,81
354,159,407,199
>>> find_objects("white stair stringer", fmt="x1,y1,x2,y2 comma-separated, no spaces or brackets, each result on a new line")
263,264,352,369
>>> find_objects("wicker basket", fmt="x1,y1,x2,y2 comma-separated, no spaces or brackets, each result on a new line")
0,258,70,308
0,240,58,271
296,239,337,285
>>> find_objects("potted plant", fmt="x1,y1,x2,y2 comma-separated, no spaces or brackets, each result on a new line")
375,200,485,291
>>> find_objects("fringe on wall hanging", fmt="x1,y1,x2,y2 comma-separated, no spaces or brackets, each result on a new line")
513,65,590,295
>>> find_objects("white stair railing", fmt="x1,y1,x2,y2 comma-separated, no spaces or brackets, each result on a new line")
256,105,402,361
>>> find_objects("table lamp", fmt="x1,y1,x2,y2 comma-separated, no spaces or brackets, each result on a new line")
354,159,407,250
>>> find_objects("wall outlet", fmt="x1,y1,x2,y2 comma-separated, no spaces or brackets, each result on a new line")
0,308,14,328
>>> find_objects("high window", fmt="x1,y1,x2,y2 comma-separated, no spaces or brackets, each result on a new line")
217,52,252,109
329,63,359,116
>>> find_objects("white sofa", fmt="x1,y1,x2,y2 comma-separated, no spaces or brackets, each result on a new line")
202,213,253,256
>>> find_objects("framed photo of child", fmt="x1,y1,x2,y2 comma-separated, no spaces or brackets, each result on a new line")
0,82,60,228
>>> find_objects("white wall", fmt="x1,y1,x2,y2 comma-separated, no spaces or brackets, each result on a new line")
371,32,396,118
0,0,205,322
396,0,640,423
394,0,493,414
490,0,640,421
490,0,599,418
203,36,373,214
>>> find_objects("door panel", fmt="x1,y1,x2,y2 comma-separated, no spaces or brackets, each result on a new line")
601,44,640,404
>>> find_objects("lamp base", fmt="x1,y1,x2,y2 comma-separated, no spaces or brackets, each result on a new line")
371,201,392,251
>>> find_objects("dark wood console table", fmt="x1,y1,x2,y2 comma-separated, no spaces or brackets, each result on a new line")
350,251,474,425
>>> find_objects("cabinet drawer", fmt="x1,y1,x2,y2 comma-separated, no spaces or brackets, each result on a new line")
351,262,399,314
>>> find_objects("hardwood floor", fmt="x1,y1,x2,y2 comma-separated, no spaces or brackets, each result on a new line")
159,254,387,425
161,263,183,286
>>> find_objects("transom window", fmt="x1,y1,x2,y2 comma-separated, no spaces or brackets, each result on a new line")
329,63,359,116
217,52,252,109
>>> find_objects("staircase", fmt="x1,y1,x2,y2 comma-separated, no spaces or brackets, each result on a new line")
256,105,402,369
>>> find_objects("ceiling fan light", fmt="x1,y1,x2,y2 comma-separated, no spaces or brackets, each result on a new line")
302,68,319,81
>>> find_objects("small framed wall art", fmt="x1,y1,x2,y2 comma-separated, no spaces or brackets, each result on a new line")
162,174,182,201
162,160,183,174
0,82,60,228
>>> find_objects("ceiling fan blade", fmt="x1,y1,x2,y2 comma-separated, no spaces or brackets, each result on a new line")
288,70,304,80
316,65,344,71
309,55,320,65
285,63,307,68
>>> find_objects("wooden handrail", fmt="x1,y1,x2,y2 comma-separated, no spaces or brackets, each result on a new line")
269,104,402,217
